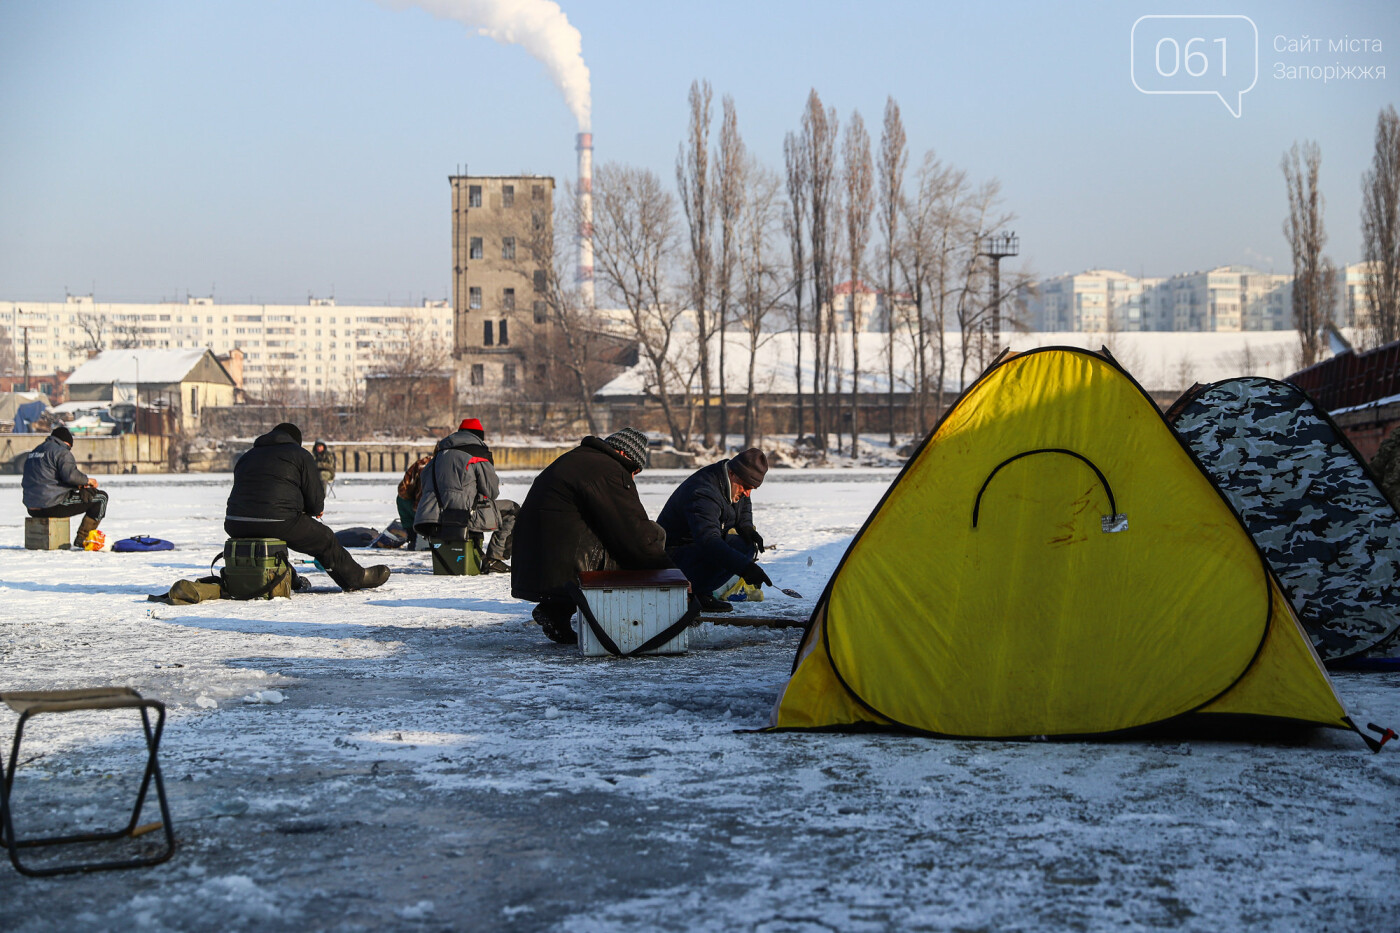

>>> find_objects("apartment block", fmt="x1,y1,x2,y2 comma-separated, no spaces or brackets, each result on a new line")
0,295,452,400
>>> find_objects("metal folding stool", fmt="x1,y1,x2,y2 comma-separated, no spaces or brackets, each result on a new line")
1,688,176,877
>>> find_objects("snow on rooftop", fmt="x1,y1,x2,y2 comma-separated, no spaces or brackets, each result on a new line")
66,347,212,385
597,330,1314,397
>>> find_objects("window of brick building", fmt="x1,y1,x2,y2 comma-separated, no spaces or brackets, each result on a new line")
502,185,514,207
483,320,494,346
535,364,547,383
533,300,548,324
533,270,546,292
503,364,517,386
503,287,515,311
470,364,484,385
469,287,481,309
469,237,483,260
468,185,481,208
532,184,544,201
499,320,509,345
502,237,516,260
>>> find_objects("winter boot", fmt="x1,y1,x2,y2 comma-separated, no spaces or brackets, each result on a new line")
484,557,511,574
329,564,391,592
73,516,99,549
533,600,578,645
696,592,734,613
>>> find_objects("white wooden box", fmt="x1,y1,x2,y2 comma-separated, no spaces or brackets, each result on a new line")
576,569,692,657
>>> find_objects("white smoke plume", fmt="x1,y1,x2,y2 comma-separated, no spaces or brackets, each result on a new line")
383,0,591,130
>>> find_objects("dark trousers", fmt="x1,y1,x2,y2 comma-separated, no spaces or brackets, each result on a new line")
669,534,755,598
28,487,108,523
485,499,519,560
534,519,666,624
225,515,366,588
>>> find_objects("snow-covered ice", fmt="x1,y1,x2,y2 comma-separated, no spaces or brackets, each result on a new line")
0,469,1396,932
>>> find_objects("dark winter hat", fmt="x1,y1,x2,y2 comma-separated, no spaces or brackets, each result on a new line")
729,448,769,488
459,417,484,434
274,422,303,445
604,427,650,471
50,425,74,446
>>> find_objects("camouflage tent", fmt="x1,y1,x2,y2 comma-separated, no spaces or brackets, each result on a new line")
1168,377,1400,662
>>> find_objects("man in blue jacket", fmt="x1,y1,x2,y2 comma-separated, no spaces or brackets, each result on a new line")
22,425,109,550
657,448,772,612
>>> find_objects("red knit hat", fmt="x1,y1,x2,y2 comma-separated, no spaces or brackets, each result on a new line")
459,418,484,433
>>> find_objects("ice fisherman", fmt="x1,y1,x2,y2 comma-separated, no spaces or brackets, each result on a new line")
312,440,336,496
413,418,517,574
396,451,434,548
224,422,390,591
657,448,773,613
511,427,674,644
22,425,109,550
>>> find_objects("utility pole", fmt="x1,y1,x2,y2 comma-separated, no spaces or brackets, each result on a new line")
980,232,1019,357
18,307,32,391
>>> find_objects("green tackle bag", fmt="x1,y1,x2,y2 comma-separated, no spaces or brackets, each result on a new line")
431,535,484,576
215,538,293,600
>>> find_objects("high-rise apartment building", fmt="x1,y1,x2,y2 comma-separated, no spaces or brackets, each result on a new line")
449,174,554,394
0,295,452,400
1028,267,1291,332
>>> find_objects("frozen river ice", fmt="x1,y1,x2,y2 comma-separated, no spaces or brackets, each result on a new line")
0,468,1397,932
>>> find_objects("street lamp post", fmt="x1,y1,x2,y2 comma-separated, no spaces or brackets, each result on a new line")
131,354,140,436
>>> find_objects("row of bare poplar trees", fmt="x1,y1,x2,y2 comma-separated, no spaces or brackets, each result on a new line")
1284,104,1400,366
559,84,1026,454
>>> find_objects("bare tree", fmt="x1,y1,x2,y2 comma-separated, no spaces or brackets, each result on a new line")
1362,104,1400,346
783,131,809,442
1283,141,1337,366
676,80,715,445
897,151,962,432
66,312,109,354
532,190,625,433
735,159,787,447
802,90,839,451
842,110,874,453
713,94,746,450
592,161,692,447
0,325,18,375
112,317,143,350
878,96,907,445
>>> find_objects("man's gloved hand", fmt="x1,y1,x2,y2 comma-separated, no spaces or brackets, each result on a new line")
740,562,773,588
739,527,766,552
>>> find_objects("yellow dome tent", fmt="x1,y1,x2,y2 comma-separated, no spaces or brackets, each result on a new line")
771,348,1380,748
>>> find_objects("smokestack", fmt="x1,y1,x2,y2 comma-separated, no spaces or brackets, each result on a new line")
576,132,595,309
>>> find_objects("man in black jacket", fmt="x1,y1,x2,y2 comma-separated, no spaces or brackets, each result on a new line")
512,427,672,643
657,448,772,612
225,422,389,591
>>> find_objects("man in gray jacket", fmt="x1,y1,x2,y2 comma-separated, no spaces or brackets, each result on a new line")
23,426,109,549
413,417,517,573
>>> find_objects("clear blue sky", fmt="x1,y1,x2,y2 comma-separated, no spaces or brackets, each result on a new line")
0,0,1395,304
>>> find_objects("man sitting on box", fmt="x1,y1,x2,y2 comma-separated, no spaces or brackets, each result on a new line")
511,427,674,644
22,425,109,550
413,417,517,573
224,422,389,592
657,448,772,613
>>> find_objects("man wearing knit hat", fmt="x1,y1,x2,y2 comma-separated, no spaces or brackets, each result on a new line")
512,427,673,644
22,425,110,550
657,448,772,612
414,417,517,572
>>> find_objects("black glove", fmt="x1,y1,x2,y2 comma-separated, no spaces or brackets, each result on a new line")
740,562,773,588
739,527,766,553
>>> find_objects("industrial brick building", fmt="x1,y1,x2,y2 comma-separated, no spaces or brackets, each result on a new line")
449,174,555,394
